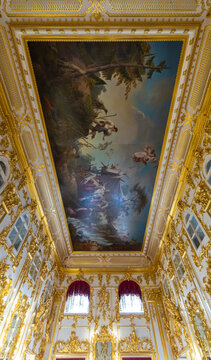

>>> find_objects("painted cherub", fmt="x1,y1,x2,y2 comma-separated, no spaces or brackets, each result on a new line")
132,145,158,166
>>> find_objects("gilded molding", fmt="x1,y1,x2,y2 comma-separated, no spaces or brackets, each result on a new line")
92,325,116,360
0,8,210,360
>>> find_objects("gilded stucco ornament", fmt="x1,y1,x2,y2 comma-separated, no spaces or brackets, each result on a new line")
161,292,192,356
145,288,163,303
194,181,211,213
186,172,195,188
1,183,20,213
192,144,209,181
0,294,29,360
0,6,210,360
40,260,49,280
32,298,52,351
163,295,183,325
119,329,154,352
87,0,106,21
92,325,116,360
203,257,211,297
0,259,12,320
161,313,178,357
185,291,211,358
175,237,186,258
106,273,111,286
97,284,110,321
54,331,90,353
0,120,9,148
0,120,9,136
166,258,175,280
98,273,103,286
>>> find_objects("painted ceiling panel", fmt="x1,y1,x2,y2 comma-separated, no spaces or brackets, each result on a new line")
28,40,182,252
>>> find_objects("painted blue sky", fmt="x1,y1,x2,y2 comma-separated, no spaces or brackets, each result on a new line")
79,41,183,247
30,40,183,251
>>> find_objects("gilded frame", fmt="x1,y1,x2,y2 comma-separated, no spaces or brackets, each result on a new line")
59,278,93,321
115,278,149,321
53,354,88,360
120,353,155,360
22,33,186,257
92,326,116,360
5,20,204,269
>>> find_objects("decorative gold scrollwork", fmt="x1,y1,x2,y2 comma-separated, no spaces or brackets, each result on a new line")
119,329,154,352
54,331,90,353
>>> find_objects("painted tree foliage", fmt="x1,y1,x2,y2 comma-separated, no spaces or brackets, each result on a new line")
29,41,178,251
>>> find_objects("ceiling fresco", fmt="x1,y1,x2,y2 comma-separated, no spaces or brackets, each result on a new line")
28,40,182,252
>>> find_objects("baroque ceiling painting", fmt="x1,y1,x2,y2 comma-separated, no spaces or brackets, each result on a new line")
29,41,182,252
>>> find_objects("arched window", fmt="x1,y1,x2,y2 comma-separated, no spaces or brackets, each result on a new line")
184,211,206,250
43,276,53,303
118,280,144,314
203,155,211,188
172,248,185,281
64,280,90,315
29,249,42,282
8,212,30,253
0,156,9,193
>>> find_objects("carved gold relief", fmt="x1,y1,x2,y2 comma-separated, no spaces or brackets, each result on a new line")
0,201,8,222
96,285,110,321
0,294,29,360
33,298,52,351
54,331,90,353
0,259,12,321
194,181,211,213
185,291,211,358
203,257,211,297
92,325,116,360
145,288,162,303
0,11,210,360
119,329,154,352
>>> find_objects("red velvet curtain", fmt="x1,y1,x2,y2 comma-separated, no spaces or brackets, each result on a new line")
56,358,86,360
66,280,90,299
122,358,151,360
118,280,142,300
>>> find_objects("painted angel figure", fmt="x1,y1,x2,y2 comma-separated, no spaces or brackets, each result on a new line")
132,145,158,166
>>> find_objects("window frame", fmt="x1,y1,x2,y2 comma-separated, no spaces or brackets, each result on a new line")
7,211,30,255
43,276,53,303
162,275,171,298
118,280,144,316
184,210,206,252
1,313,21,358
64,280,90,316
172,248,186,281
0,156,10,194
28,248,42,283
